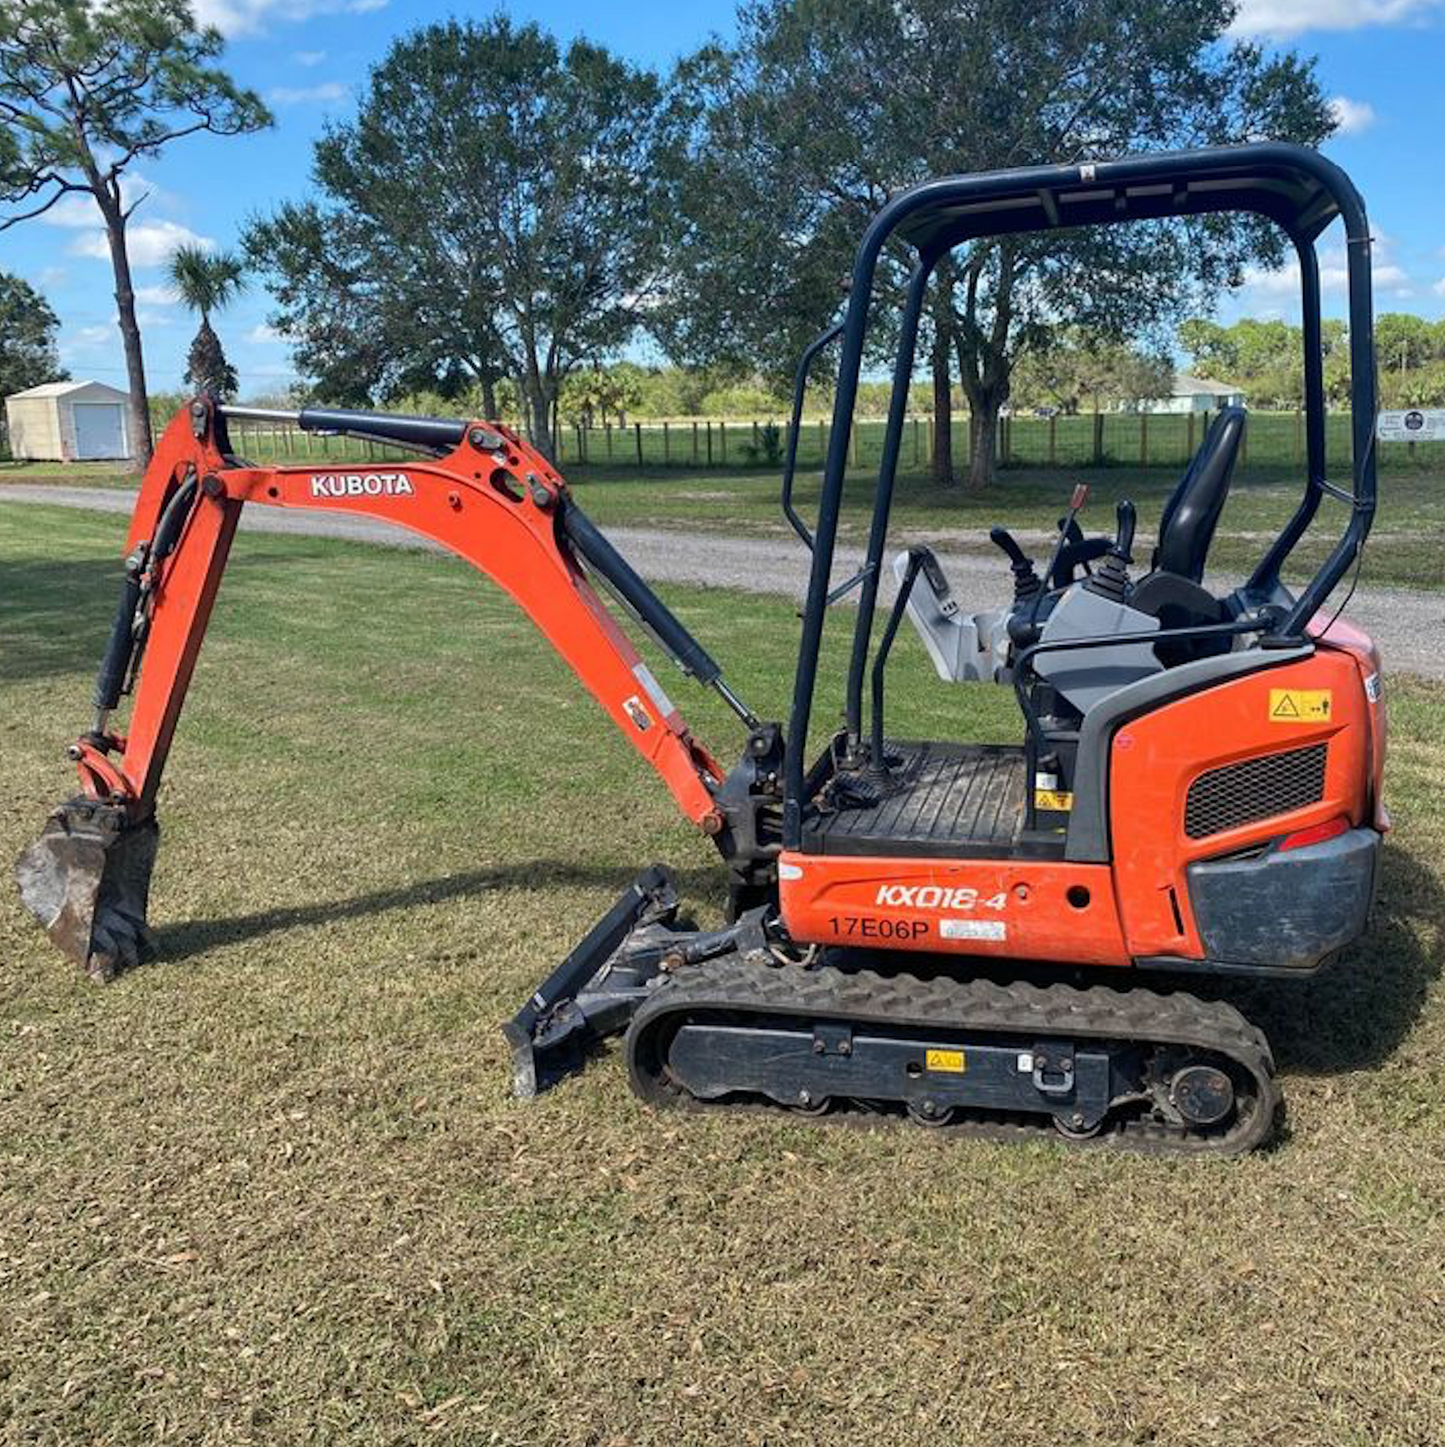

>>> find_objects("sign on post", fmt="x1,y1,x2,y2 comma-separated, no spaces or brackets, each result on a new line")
1377,409,1445,443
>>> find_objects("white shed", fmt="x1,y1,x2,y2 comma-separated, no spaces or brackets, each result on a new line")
4,380,134,461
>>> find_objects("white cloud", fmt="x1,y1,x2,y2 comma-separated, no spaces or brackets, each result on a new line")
36,172,165,230
193,0,388,37
136,309,177,328
1329,96,1378,136
38,192,102,229
292,49,327,66
60,324,116,356
134,283,179,306
1239,236,1413,302
1231,0,1443,38
268,81,350,106
70,220,214,267
247,322,285,343
1433,277,1445,297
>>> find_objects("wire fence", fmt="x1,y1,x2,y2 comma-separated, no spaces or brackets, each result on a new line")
6,407,1442,473
550,410,1442,473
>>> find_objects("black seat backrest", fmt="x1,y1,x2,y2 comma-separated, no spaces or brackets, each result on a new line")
1153,406,1246,583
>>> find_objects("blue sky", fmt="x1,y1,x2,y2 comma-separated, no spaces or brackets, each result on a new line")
2,0,1442,397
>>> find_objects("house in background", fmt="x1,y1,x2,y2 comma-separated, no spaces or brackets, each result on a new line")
3,380,134,461
1129,374,1247,415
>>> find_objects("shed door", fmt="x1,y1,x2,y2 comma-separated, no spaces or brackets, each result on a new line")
73,402,127,459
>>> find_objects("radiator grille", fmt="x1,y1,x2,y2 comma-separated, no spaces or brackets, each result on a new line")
1184,743,1328,840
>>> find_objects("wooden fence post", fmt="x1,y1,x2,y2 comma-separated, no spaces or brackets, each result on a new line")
819,418,826,463
635,422,643,466
752,419,759,452
706,422,713,465
1092,410,1104,466
693,420,699,463
1139,411,1149,467
849,422,858,468
1048,413,1057,467
1186,411,1195,463
606,422,613,460
1295,408,1304,466
912,416,921,467
720,421,727,464
663,420,670,464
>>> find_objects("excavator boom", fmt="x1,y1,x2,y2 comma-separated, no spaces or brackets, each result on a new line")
16,399,744,979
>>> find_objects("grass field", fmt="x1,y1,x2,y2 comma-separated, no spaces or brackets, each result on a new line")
3,504,1445,1446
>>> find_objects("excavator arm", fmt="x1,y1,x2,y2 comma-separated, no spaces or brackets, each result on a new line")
17,399,749,979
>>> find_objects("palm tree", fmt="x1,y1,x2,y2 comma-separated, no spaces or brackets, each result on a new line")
167,244,247,399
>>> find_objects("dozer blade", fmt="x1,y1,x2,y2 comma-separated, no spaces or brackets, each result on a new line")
15,799,159,981
503,864,681,1098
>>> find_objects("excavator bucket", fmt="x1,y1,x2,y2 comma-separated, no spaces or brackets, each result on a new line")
14,799,159,981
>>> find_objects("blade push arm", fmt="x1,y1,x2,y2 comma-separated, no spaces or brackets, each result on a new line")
21,400,737,975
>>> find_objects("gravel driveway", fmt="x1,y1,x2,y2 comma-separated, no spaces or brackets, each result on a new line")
3,482,1439,678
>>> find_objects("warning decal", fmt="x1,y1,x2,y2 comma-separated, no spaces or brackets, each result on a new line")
1034,789,1074,811
925,1048,966,1074
1268,688,1332,724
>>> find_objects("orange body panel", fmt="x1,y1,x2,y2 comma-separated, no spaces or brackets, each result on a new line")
778,853,1130,966
782,642,1380,969
1110,649,1373,960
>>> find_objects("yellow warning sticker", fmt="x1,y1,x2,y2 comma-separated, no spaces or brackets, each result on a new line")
1268,688,1332,724
1034,789,1074,811
925,1048,966,1074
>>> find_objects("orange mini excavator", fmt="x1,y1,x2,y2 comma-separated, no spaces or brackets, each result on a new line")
18,143,1387,1154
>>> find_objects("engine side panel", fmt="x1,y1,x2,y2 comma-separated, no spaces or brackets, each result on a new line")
1108,649,1371,961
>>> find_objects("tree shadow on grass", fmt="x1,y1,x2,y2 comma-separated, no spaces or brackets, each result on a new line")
0,541,410,690
0,556,120,684
151,858,729,964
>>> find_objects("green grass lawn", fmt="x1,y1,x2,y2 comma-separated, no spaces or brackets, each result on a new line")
3,505,1445,1446
0,459,138,487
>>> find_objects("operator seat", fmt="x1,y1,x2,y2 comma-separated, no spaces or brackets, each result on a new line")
1131,405,1246,663
1149,406,1246,583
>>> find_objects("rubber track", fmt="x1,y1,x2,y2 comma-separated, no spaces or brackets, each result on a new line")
626,958,1280,1156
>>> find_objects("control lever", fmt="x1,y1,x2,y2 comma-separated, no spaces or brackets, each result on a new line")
1014,483,1090,647
990,526,1043,606
1085,498,1137,603
1113,499,1137,563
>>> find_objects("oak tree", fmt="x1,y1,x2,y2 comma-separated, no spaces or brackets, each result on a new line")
664,0,1334,486
247,16,676,461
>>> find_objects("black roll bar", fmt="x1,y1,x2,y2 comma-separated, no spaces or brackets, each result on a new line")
782,142,1380,851
843,257,936,754
780,321,844,551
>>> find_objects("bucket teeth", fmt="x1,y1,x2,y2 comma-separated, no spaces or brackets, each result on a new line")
14,800,159,981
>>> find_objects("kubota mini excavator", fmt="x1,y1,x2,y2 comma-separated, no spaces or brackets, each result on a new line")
18,143,1387,1154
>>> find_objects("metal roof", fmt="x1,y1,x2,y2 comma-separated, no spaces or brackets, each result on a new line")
1173,375,1245,396
7,379,130,401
